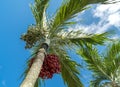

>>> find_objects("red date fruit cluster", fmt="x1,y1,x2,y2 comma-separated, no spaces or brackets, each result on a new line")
29,54,61,79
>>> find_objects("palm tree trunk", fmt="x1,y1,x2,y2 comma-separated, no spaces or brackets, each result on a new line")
20,39,50,87
20,48,45,87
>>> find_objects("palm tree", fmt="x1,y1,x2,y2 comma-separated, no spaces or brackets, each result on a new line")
79,41,120,87
20,0,118,87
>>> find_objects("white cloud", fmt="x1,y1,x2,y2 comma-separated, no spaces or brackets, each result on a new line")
108,12,120,27
93,2,120,30
68,21,111,34
68,2,120,37
94,3,120,17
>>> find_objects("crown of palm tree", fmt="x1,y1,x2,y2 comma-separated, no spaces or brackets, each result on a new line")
21,0,119,87
79,41,120,87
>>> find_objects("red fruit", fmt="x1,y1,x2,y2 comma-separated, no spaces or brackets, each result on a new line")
29,54,61,79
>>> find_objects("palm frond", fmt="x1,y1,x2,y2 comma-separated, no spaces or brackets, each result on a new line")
34,78,40,87
49,0,89,36
103,41,120,81
68,32,110,47
78,41,120,87
78,46,111,80
61,58,83,87
49,0,117,37
88,0,119,4
30,0,49,26
116,67,120,86
90,76,109,87
78,46,112,87
51,47,83,87
51,30,111,50
105,41,120,59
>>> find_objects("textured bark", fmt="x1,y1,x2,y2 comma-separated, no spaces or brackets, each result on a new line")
20,48,45,87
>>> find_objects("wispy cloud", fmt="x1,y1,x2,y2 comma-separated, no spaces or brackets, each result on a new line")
69,2,120,38
93,2,120,30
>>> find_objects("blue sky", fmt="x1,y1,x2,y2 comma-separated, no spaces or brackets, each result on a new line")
0,0,120,87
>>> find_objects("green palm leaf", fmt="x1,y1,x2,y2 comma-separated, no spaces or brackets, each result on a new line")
103,41,120,81
49,0,89,36
52,48,83,87
34,78,40,87
50,0,117,36
78,41,120,87
105,41,120,59
61,58,83,87
78,45,110,78
30,0,49,26
67,31,110,47
51,30,111,50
